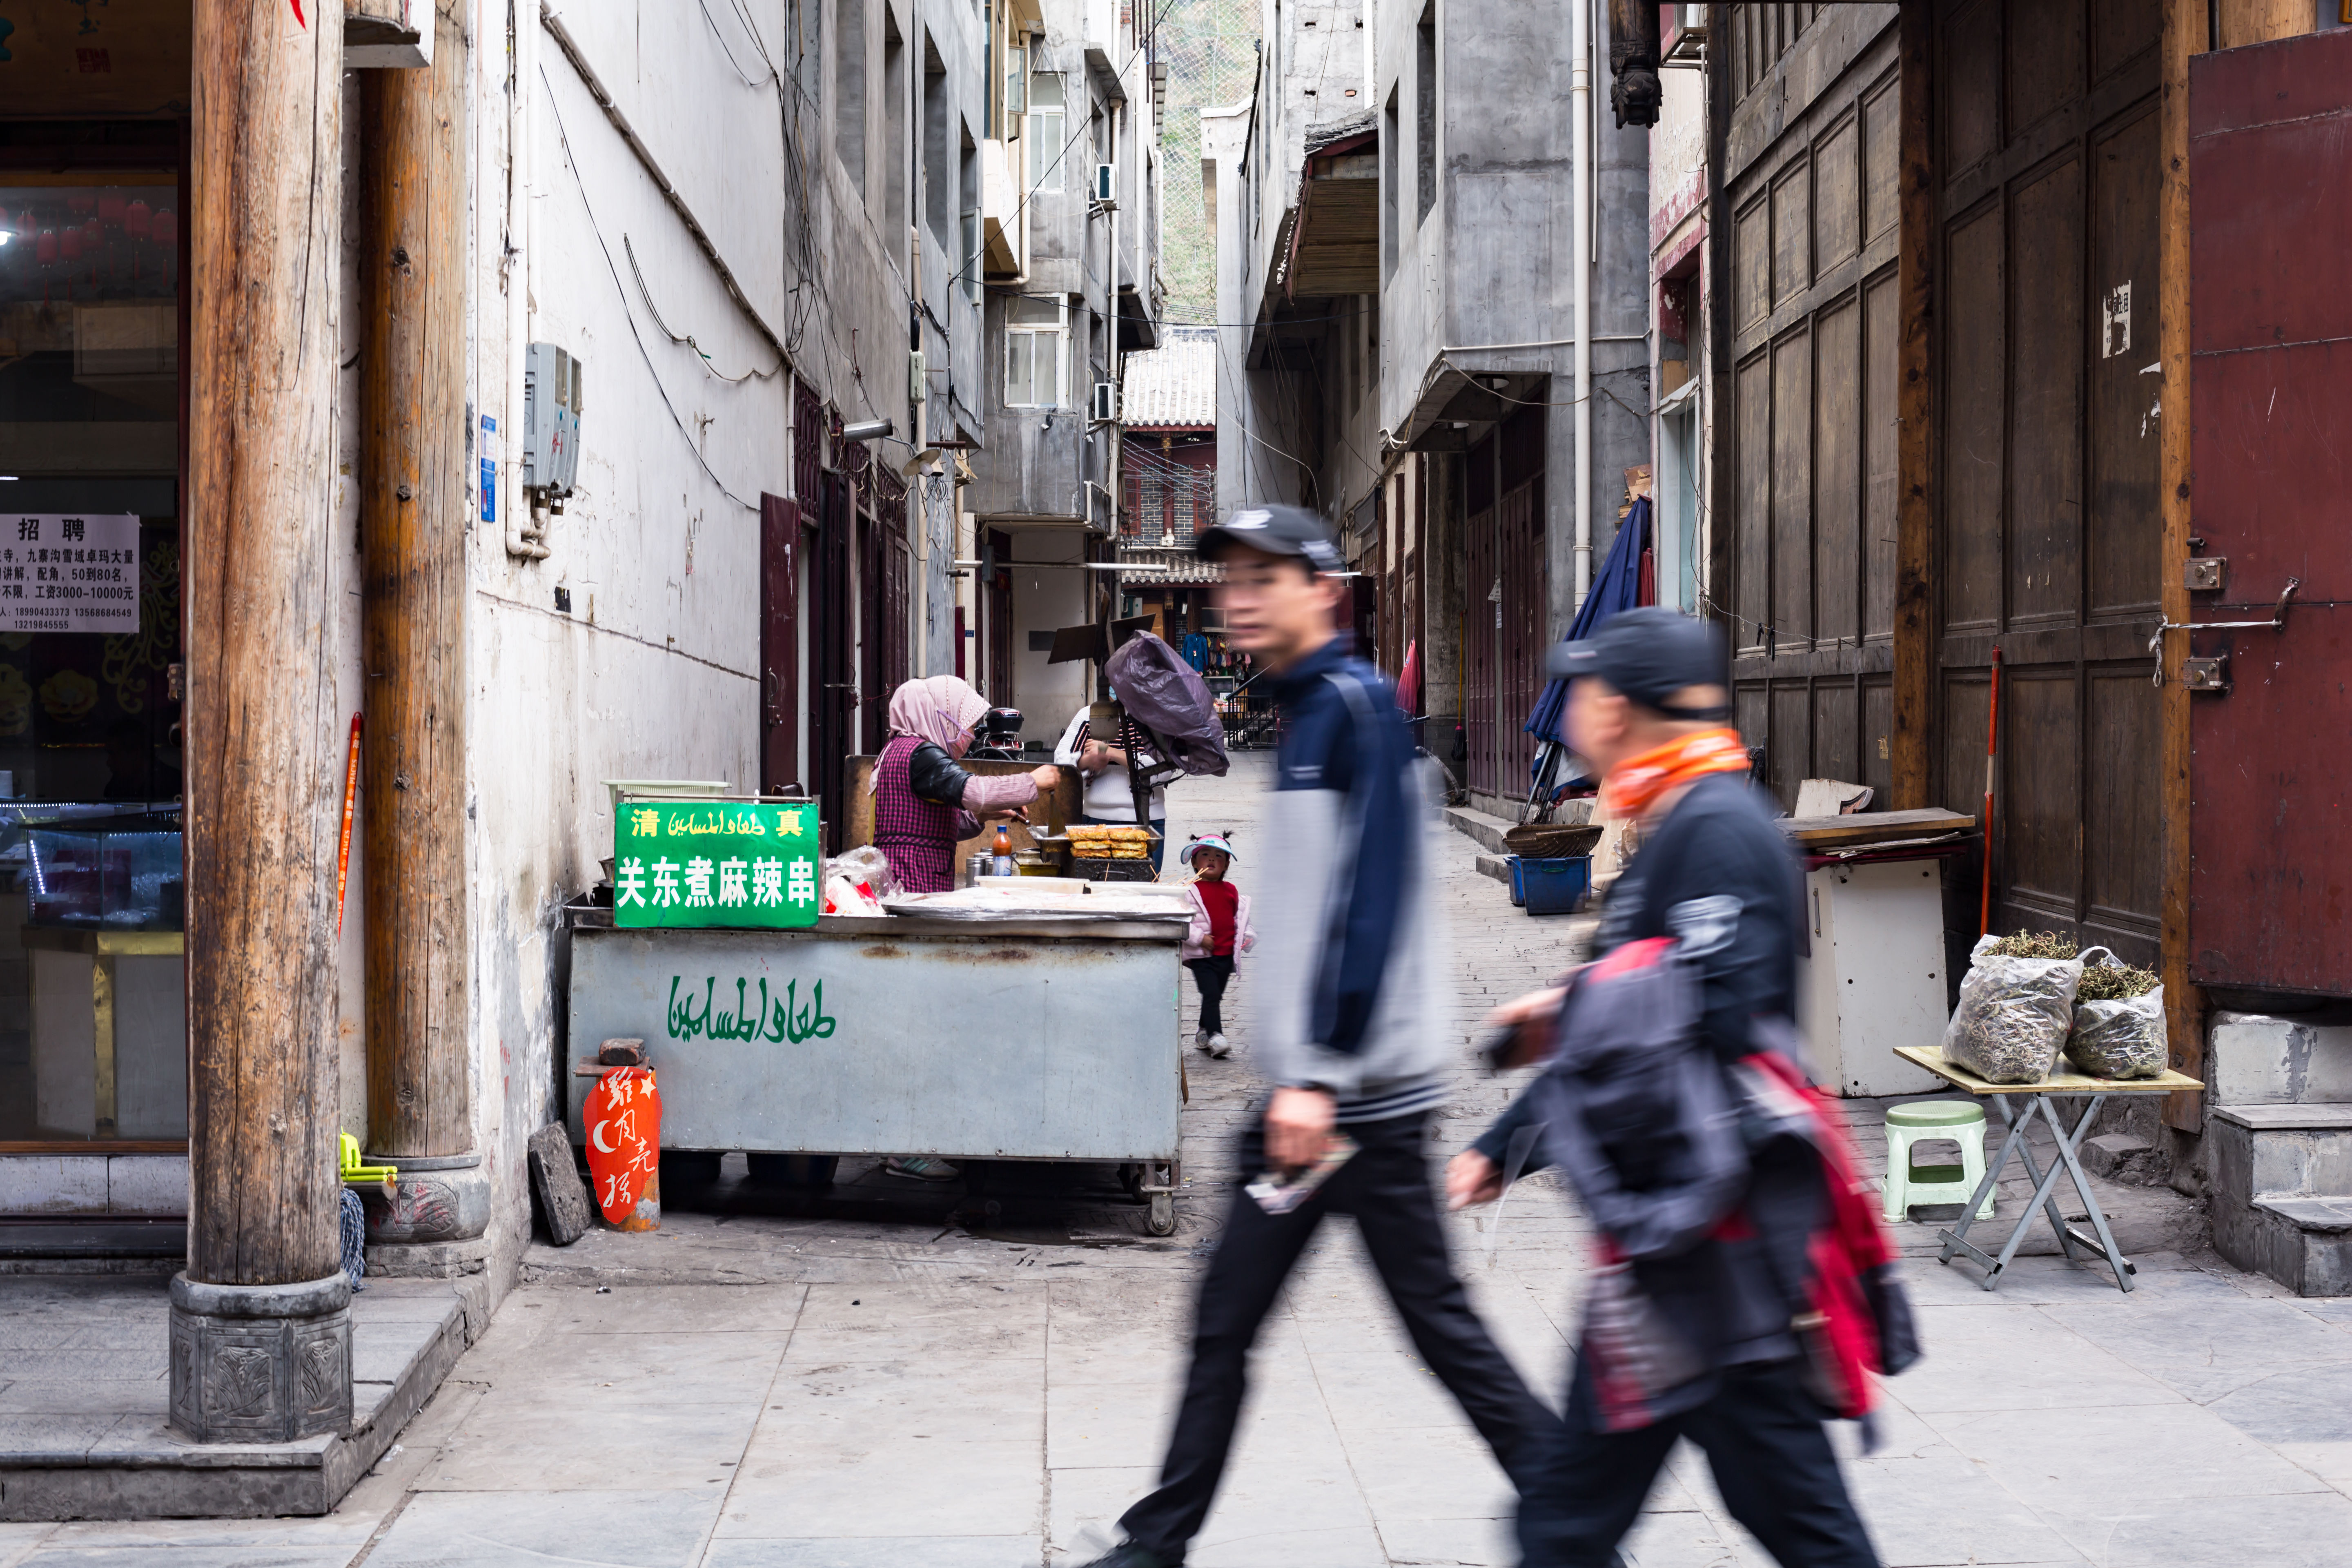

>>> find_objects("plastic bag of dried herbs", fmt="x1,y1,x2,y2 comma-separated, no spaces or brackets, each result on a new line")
2065,949,2165,1079
1940,933,2084,1084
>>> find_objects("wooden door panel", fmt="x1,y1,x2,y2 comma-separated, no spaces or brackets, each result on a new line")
1815,116,1862,274
1772,164,1812,307
2187,26,2352,993
2006,155,2085,630
1863,273,1900,641
2082,667,2159,931
1812,680,1858,787
1769,684,1809,805
2087,105,2161,620
1864,679,1895,804
1941,202,2005,633
1735,355,1773,650
1736,197,1770,332
1814,301,1862,644
1940,0,2001,175
2089,0,2158,82
2002,670,2080,915
1771,335,1813,644
2004,0,2085,142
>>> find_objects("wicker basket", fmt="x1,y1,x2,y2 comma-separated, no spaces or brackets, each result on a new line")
1504,823,1604,860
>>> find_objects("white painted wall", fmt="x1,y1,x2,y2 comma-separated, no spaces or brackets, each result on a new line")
1005,530,1089,742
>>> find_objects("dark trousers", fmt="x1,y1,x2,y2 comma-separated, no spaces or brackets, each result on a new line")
1518,1358,1880,1568
1185,956,1234,1035
1119,1110,1558,1561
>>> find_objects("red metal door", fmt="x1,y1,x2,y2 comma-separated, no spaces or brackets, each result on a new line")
758,493,801,795
2187,27,2352,996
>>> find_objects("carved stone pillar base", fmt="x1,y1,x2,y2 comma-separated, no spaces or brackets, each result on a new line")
364,1236,492,1278
360,1150,491,1246
168,1272,352,1443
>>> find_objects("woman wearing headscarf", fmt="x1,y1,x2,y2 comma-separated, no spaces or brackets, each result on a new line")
869,677,1061,1183
872,674,1061,895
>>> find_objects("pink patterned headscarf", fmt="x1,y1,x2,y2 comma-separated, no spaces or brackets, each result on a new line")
887,675,991,751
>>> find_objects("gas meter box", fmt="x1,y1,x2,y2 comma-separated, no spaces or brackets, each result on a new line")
524,343,583,499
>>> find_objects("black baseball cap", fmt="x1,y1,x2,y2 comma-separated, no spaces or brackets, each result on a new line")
1547,606,1731,720
1195,504,1345,574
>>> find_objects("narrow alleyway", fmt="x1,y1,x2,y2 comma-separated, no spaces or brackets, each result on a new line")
5,759,2349,1567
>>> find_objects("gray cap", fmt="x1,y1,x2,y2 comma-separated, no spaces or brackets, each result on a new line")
1195,504,1345,574
1547,607,1730,719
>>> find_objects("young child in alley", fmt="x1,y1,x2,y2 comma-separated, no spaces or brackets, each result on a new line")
1179,835,1254,1058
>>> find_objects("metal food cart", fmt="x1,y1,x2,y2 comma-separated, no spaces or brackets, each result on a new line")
564,902,1187,1234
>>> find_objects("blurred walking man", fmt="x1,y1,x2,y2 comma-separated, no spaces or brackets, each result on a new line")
1449,607,1901,1568
1080,506,1557,1568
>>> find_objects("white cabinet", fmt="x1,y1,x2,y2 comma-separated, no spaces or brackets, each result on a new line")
1795,857,1952,1097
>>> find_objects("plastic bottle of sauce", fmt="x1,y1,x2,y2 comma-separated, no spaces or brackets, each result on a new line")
990,823,1016,878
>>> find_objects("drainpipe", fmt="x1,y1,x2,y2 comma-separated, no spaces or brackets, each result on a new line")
1570,0,1592,608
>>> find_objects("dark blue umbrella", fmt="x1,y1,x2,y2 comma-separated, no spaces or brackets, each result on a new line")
1523,497,1650,795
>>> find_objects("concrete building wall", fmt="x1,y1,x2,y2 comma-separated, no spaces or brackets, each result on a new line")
391,0,984,1288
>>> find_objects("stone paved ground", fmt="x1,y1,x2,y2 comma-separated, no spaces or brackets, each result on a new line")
8,755,2352,1566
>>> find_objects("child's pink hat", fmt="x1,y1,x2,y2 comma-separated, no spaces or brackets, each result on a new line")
1179,834,1237,869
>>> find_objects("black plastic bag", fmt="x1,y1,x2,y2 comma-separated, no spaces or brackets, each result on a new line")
1105,632,1229,777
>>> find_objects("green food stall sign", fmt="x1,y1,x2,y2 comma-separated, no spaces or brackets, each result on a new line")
613,800,822,929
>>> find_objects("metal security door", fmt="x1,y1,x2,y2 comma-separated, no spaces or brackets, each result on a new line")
2185,27,2352,996
759,493,801,795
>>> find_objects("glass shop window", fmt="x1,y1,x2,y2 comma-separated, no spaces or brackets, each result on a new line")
0,173,189,1147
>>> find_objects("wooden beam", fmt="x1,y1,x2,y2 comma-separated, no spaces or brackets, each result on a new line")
185,0,347,1288
361,7,473,1163
2160,0,2206,1134
2216,0,2314,48
1891,0,1935,812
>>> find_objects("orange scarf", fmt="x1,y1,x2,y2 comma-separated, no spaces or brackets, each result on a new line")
1598,727,1751,822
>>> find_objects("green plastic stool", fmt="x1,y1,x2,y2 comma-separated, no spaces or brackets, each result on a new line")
1883,1099,1993,1222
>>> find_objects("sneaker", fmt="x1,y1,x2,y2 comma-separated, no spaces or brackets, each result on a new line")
883,1156,960,1182
1075,1543,1172,1568
1193,1029,1212,1053
1207,1033,1231,1058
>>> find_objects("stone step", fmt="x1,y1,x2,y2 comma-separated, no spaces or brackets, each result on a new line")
2207,1012,2352,1106
2209,1103,2352,1296
2224,1196,2352,1297
1443,806,1515,854
1474,853,1512,885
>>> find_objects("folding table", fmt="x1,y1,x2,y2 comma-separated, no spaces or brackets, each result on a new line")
1889,1045,2203,1294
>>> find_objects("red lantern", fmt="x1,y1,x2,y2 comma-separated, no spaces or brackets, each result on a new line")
67,194,94,217
36,228,57,267
82,218,100,249
124,200,151,241
98,192,127,227
152,209,177,249
58,226,80,263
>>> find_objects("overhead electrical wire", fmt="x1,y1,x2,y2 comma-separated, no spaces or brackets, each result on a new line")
541,63,761,512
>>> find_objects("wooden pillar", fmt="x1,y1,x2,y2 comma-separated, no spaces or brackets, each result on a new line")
2217,0,2315,48
361,2,479,1242
1890,1,1935,811
175,0,352,1443
2159,0,2206,1132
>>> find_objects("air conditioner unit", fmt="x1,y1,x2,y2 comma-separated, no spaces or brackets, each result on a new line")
1091,381,1117,423
1662,2,1708,63
1092,163,1117,205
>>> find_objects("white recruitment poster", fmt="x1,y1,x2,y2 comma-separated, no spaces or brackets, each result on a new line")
0,515,142,636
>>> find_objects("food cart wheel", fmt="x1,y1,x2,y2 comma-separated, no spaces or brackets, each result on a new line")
1118,1163,1147,1202
1146,1192,1176,1236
